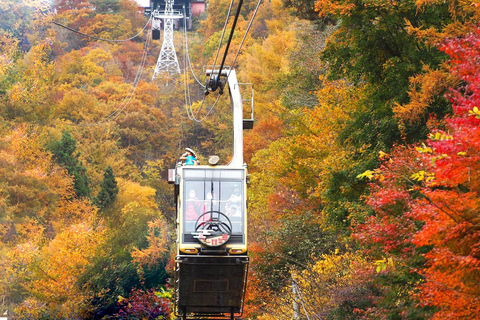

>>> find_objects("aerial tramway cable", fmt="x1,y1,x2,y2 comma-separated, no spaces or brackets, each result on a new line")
207,0,244,93
215,0,244,80
182,12,222,123
57,18,154,127
226,0,262,79
183,0,261,123
103,22,153,122
51,15,153,42
182,6,205,88
210,0,235,77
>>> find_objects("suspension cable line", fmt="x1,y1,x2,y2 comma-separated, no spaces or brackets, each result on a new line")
182,6,205,88
51,15,152,42
103,23,153,121
226,0,262,80
181,5,223,123
183,51,223,123
210,0,235,78
206,0,244,93
216,0,244,78
183,0,261,123
66,20,153,127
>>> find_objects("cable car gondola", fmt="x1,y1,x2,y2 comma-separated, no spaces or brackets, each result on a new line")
169,68,253,320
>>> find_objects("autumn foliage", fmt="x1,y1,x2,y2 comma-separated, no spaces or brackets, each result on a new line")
354,27,480,318
3,0,480,318
411,28,480,318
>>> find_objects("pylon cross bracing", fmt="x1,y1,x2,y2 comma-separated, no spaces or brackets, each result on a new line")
152,0,181,79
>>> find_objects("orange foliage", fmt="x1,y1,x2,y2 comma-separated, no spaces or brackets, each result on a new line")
27,222,106,318
131,219,170,268
79,14,133,41
243,115,283,163
315,0,356,18
359,27,480,318
243,242,271,318
393,66,453,124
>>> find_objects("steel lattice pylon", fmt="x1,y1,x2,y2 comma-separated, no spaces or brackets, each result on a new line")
152,0,181,79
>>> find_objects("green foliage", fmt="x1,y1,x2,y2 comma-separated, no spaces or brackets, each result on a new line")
79,183,168,318
3,0,478,318
321,1,452,147
94,166,119,209
0,0,37,50
91,0,120,13
281,0,334,28
254,212,340,290
50,131,91,198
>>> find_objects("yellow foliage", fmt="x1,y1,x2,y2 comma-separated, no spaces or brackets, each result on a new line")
291,251,371,317
7,41,56,121
75,123,140,183
256,315,278,320
241,13,297,99
428,132,453,141
394,66,452,124
116,178,158,210
11,125,53,173
410,170,435,182
13,298,49,320
0,31,18,77
315,0,356,18
468,106,480,118
55,197,98,227
27,222,106,318
259,251,372,319
374,257,394,273
56,46,120,90
131,219,170,268
357,169,374,180
56,88,99,122
416,143,434,154
15,217,45,243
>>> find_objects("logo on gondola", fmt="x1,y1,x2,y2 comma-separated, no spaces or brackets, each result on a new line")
192,229,230,247
193,211,232,247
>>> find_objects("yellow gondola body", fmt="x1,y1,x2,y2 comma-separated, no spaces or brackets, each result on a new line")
173,165,249,319
171,69,253,320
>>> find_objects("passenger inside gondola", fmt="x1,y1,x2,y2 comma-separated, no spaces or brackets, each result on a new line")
183,176,244,236
225,185,242,218
185,202,198,221
201,192,216,213
225,185,242,233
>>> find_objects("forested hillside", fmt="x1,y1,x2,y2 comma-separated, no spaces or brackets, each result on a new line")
1,0,480,319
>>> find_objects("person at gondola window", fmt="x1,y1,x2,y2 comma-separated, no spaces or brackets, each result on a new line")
180,148,199,165
201,192,216,213
185,202,198,221
225,185,242,217
186,189,201,213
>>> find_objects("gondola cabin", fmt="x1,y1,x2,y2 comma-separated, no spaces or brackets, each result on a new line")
178,166,247,254
170,69,252,320
171,165,249,319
